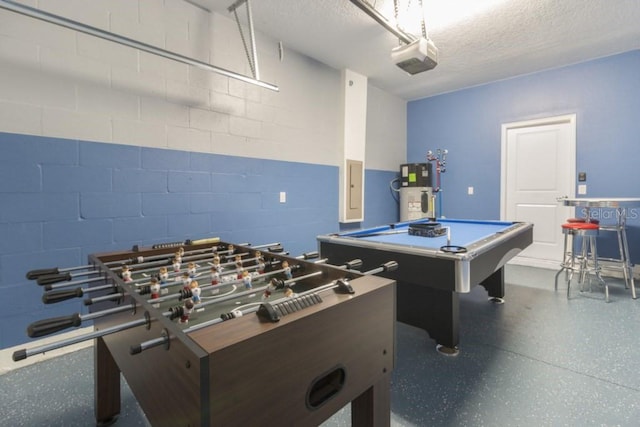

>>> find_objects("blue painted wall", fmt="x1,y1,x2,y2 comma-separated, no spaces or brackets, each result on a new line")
0,132,398,348
407,49,640,263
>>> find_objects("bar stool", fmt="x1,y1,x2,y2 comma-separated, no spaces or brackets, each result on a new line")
558,217,599,275
554,221,609,302
565,215,636,299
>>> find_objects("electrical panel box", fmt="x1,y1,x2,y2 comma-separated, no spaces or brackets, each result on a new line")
346,159,363,221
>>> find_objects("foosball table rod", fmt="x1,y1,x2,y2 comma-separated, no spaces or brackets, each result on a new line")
132,261,398,354
36,257,303,335
118,248,275,286
130,268,377,355
13,314,147,361
25,303,136,338
42,283,116,304
21,259,307,347
296,251,318,260
26,264,97,280
36,275,107,290
23,241,283,285
147,262,300,304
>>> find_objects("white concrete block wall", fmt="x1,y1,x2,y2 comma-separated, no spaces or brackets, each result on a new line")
42,108,112,142
366,85,408,171
0,101,41,135
0,0,405,169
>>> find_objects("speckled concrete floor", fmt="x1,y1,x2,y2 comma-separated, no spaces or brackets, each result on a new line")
2,266,639,426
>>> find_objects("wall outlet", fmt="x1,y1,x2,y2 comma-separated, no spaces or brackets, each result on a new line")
279,191,286,203
468,186,474,195
578,184,587,195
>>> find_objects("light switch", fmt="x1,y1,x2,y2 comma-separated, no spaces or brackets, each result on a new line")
578,184,587,195
279,192,286,203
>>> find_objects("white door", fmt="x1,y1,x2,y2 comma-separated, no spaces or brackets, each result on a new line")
501,115,576,268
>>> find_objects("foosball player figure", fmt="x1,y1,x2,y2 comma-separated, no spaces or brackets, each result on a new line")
187,262,197,278
262,278,278,300
190,280,201,304
235,255,244,279
242,270,252,290
159,267,169,284
172,257,181,273
210,265,220,286
180,272,192,290
284,287,296,298
227,244,235,256
180,299,194,324
212,255,222,272
175,248,183,263
282,261,292,280
150,276,161,308
255,252,266,274
149,276,161,299
121,265,132,282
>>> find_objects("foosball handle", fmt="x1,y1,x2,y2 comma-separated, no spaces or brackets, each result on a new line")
301,251,319,260
12,349,27,362
42,288,84,304
345,259,363,270
335,279,355,294
381,261,399,272
256,303,280,323
36,272,72,286
362,261,399,276
27,313,82,338
26,268,59,280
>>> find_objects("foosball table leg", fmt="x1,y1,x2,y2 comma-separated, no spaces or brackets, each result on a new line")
95,337,121,426
351,371,391,427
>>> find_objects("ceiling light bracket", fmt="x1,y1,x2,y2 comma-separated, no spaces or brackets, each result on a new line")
228,0,260,81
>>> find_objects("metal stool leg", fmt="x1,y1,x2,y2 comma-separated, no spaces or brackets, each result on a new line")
589,235,608,302
555,230,571,291
618,218,636,299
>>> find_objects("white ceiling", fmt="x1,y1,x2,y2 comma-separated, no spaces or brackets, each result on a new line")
190,0,640,100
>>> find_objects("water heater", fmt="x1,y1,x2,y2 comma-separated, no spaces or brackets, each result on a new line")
399,163,434,221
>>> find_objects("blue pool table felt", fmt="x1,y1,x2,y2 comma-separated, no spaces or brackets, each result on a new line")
342,219,516,249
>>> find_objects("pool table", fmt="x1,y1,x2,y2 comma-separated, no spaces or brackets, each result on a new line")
317,218,533,354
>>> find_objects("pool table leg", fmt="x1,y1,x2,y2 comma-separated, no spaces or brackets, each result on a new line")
479,268,505,303
396,282,460,351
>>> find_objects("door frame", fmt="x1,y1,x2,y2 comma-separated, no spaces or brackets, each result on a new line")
500,113,577,268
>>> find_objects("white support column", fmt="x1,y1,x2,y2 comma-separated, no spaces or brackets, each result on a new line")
339,69,367,223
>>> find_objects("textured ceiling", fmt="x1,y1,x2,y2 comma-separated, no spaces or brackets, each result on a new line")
190,0,640,100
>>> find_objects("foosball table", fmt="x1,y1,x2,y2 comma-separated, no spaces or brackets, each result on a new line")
14,239,397,427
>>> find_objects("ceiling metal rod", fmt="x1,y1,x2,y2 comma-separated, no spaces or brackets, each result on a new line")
229,0,260,81
348,0,417,45
0,0,279,91
245,0,260,80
